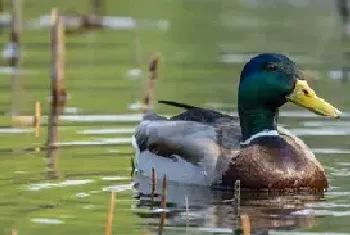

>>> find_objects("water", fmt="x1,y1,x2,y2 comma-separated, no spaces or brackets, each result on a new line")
2,117,350,234
1,114,350,233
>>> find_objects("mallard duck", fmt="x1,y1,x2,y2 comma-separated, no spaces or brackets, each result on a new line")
132,53,341,189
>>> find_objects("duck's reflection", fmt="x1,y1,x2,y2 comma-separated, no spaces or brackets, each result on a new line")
133,174,323,233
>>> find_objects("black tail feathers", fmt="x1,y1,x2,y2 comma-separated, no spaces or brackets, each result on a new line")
158,100,200,110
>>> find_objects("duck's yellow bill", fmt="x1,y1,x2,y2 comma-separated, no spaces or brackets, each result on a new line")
287,79,341,118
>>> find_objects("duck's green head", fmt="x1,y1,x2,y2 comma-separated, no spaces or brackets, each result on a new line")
238,53,341,140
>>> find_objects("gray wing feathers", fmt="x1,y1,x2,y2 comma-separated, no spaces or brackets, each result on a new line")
134,120,241,166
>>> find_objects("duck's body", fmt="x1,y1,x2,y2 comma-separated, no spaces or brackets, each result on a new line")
132,53,341,190
133,102,326,188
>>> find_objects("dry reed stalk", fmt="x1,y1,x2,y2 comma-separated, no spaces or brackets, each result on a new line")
105,191,116,235
158,174,167,235
141,53,160,114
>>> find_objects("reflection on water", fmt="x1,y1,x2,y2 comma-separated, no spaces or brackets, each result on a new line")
311,148,350,154
7,112,350,125
133,174,324,234
27,179,95,191
292,209,350,217
77,128,135,135
290,128,350,136
0,128,33,134
302,121,350,127
103,183,134,193
56,138,131,147
31,218,64,224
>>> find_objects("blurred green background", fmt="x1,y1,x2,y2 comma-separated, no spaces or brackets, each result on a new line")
0,0,350,234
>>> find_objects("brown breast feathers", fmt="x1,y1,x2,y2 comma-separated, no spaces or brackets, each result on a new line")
221,134,328,189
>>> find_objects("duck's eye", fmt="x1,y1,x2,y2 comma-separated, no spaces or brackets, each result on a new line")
265,64,278,71
302,89,309,95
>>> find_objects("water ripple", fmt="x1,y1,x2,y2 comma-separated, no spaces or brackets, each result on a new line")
292,209,350,216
